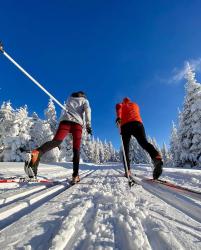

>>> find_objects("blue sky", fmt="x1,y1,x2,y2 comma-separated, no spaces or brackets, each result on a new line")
1,0,201,149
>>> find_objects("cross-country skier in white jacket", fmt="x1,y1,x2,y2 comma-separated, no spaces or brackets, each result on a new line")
25,91,92,184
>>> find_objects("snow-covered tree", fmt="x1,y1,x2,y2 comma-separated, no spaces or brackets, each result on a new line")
107,141,116,162
129,137,151,164
103,140,111,162
29,112,59,162
149,137,161,155
98,140,105,163
161,142,171,167
3,106,32,162
45,99,57,133
177,63,201,167
59,135,73,162
80,132,94,162
169,122,180,167
0,101,15,161
93,140,100,164
0,100,119,164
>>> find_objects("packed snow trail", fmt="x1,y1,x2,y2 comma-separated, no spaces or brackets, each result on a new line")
0,163,201,250
0,170,94,230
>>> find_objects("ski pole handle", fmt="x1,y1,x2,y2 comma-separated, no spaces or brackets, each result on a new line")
0,41,4,52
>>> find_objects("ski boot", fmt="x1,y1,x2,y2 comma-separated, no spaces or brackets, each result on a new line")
24,149,41,178
153,155,163,180
71,175,80,185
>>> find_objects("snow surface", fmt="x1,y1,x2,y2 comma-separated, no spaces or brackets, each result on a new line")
0,162,201,250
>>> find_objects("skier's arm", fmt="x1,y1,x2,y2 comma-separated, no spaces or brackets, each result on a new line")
84,100,92,134
116,103,122,125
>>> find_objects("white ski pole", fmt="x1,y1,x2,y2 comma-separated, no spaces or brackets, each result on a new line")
118,126,135,187
0,42,66,111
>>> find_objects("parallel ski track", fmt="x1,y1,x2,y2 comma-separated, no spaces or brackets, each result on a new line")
0,170,95,231
0,169,201,249
117,170,201,223
50,170,153,250
148,209,201,241
49,170,118,250
0,176,70,207
0,170,91,206
54,169,194,250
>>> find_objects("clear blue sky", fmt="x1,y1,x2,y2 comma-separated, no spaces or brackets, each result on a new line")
1,0,201,149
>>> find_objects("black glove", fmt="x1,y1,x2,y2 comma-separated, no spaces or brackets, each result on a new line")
86,126,92,135
116,117,121,126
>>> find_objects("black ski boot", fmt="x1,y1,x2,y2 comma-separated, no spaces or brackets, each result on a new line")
153,156,163,180
71,175,80,185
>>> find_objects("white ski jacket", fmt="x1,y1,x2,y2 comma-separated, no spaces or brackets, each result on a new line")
60,96,91,127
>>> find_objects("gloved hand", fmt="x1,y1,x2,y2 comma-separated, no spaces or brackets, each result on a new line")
86,125,92,135
116,117,121,126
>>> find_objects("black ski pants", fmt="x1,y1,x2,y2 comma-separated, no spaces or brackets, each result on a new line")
121,121,159,170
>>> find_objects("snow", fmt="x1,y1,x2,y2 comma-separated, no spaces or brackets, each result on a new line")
0,162,201,250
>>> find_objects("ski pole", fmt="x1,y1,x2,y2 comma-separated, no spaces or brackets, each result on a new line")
118,126,135,188
0,42,66,111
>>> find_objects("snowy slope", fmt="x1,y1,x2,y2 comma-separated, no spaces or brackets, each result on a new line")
0,162,201,250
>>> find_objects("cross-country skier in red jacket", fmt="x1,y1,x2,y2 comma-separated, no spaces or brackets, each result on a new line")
25,91,92,184
116,97,163,179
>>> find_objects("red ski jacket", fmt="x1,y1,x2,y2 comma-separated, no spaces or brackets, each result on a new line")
116,97,143,126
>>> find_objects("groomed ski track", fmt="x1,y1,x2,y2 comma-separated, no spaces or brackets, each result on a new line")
0,163,201,250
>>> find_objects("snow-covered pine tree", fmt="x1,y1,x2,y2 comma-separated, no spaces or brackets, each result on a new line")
107,141,116,162
100,140,106,163
80,131,93,162
45,99,57,134
3,106,32,161
86,137,95,162
149,137,161,155
103,140,110,162
80,128,89,162
29,112,59,162
161,142,171,167
177,63,201,167
59,134,73,162
0,99,119,164
169,121,181,167
129,137,151,164
0,101,15,161
93,139,100,164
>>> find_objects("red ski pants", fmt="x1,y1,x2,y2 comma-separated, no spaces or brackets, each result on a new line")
37,121,83,177
53,121,82,150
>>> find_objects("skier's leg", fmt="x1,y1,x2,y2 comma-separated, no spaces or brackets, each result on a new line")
37,140,62,155
37,121,71,155
132,123,157,157
71,124,82,180
26,122,70,177
133,122,163,179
